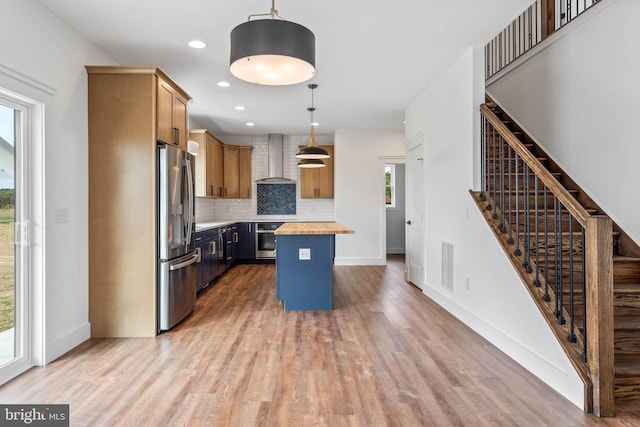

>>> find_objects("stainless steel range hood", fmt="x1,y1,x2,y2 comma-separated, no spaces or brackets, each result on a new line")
255,134,296,184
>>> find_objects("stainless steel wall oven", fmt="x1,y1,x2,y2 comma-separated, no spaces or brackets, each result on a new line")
255,222,283,259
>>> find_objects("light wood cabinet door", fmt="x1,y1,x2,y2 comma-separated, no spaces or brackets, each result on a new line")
205,137,216,197
157,77,188,150
223,145,240,198
213,139,224,198
238,146,253,199
300,145,334,198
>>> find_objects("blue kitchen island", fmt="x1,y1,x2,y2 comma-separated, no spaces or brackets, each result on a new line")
275,222,354,310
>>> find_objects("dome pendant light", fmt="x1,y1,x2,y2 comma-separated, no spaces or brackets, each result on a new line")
230,0,315,86
297,84,330,166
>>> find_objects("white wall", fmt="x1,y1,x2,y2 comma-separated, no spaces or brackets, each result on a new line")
334,129,405,265
487,0,639,244
386,164,406,253
405,47,585,408
1,0,117,363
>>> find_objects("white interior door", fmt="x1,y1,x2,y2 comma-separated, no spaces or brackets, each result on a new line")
405,135,425,289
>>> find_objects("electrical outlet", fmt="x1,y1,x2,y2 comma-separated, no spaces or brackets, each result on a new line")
299,248,311,260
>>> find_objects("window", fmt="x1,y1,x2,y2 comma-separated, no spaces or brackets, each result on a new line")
385,164,395,208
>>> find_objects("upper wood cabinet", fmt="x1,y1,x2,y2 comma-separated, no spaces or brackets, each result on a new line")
223,145,253,199
85,66,191,337
223,145,240,198
157,76,189,150
300,146,334,198
238,147,253,199
189,129,224,198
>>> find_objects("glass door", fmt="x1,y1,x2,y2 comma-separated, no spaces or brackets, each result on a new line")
0,95,28,379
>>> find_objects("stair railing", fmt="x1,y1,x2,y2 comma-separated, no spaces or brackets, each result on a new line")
485,0,601,79
477,103,614,416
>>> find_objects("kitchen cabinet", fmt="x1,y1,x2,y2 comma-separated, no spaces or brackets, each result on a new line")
196,229,218,292
238,222,256,260
226,224,239,267
157,76,189,151
189,129,224,198
300,145,334,198
223,145,253,199
86,66,191,337
239,147,253,199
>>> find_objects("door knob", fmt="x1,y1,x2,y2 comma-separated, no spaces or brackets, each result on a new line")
406,220,412,225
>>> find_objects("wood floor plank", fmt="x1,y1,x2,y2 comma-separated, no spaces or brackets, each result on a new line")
0,255,638,425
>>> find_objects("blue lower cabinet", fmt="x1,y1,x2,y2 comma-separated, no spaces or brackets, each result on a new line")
196,229,219,292
276,234,335,310
238,222,256,260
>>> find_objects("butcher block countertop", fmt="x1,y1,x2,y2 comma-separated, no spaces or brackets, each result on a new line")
274,222,355,235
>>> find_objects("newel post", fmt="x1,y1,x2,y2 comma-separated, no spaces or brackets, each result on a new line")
585,216,615,417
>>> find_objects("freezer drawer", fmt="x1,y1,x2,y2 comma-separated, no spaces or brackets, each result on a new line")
159,251,198,331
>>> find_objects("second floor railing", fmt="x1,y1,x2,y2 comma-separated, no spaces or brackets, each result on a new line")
485,0,601,79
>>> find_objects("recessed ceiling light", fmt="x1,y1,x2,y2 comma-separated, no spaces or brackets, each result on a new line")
245,122,255,127
188,40,206,49
235,105,246,111
217,81,231,87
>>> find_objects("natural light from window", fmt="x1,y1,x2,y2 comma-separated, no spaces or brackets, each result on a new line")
385,164,395,208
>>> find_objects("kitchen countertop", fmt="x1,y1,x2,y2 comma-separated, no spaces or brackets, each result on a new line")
274,222,355,235
196,219,337,232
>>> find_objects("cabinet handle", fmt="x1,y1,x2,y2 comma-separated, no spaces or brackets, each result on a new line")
211,241,216,255
218,187,222,197
209,185,213,196
173,127,179,145
233,232,238,243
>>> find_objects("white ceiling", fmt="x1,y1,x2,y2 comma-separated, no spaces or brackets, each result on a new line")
37,0,531,137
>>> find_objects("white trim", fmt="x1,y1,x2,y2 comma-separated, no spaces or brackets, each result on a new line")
334,257,385,266
0,64,56,96
45,323,90,364
0,82,45,374
421,283,584,410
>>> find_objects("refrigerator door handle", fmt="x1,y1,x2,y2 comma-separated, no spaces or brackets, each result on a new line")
184,158,194,247
169,251,200,271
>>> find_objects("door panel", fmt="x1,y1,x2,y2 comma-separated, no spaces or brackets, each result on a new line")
406,136,425,289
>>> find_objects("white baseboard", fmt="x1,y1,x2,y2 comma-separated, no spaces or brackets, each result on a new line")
44,322,91,365
334,257,386,266
386,248,405,254
421,284,585,410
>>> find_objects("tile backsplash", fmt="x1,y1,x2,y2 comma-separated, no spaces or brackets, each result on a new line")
195,134,335,222
256,183,296,215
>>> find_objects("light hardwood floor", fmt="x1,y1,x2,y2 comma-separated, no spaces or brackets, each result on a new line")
1,255,639,426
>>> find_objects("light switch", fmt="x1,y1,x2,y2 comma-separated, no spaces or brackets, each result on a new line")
55,208,69,223
299,248,311,260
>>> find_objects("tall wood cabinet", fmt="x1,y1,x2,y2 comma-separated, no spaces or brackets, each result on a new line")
300,145,334,198
86,66,191,337
223,145,253,199
189,129,224,198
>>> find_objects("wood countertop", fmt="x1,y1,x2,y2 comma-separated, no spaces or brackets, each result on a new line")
274,222,355,235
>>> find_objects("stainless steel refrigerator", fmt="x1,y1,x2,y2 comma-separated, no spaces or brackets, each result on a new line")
158,143,198,332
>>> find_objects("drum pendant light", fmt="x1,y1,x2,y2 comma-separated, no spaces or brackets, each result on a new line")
230,0,315,86
297,84,330,166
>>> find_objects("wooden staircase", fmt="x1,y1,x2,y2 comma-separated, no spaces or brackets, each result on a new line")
473,97,640,415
